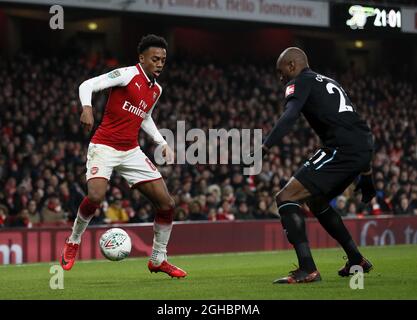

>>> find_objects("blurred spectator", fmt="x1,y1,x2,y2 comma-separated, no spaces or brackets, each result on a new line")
395,197,413,215
254,200,277,219
0,53,416,227
0,205,8,228
129,207,152,223
222,185,235,204
174,207,188,221
208,208,217,221
368,197,384,216
196,195,208,214
216,200,235,221
410,192,417,215
346,201,358,218
235,202,255,220
27,199,41,226
105,199,129,223
207,185,222,206
188,201,208,221
6,208,30,228
334,196,348,217
41,195,67,225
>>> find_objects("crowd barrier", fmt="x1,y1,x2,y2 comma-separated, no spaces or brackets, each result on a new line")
1,215,417,265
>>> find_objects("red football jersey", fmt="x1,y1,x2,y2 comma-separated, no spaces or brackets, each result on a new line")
85,64,162,151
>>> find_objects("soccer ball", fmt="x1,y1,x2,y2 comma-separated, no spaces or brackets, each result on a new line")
99,228,132,261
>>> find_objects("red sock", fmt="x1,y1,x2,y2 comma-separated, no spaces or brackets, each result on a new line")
155,208,174,224
79,197,101,219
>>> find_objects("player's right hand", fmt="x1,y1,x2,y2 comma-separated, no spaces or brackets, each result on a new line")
80,106,94,131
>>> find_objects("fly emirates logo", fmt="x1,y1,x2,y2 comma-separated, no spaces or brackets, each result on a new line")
122,100,148,119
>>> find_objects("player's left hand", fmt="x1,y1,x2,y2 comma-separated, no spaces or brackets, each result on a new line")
354,173,376,203
161,144,175,164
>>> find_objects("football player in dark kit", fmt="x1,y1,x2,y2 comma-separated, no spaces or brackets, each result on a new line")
262,47,376,284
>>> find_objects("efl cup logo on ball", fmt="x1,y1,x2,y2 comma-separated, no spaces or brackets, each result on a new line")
99,228,132,261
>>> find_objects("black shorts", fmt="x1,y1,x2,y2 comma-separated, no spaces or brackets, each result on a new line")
294,147,372,201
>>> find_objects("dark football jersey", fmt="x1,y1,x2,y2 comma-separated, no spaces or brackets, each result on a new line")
284,68,374,152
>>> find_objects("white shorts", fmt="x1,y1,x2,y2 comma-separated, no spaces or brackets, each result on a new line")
86,143,162,187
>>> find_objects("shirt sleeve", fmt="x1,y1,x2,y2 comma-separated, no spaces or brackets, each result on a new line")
263,77,311,149
79,67,133,107
283,75,311,105
140,91,167,146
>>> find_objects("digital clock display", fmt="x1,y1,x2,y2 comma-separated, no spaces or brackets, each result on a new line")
332,3,402,31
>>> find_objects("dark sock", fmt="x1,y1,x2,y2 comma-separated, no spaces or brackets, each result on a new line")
79,196,101,219
341,239,363,264
279,202,317,273
316,206,363,264
294,242,317,273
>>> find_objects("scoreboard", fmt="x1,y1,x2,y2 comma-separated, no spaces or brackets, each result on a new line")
331,3,402,32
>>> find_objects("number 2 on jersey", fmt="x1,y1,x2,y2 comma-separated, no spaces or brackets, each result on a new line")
326,82,353,113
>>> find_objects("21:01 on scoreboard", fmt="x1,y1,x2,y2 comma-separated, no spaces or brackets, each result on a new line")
332,4,402,31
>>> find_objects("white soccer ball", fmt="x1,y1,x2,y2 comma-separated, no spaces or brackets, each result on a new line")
99,228,132,261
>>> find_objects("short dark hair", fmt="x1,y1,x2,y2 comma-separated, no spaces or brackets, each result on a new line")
137,34,168,54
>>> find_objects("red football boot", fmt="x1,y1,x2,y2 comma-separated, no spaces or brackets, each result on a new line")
60,239,79,271
148,260,187,278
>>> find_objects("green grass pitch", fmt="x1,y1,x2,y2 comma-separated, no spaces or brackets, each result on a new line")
1,245,416,300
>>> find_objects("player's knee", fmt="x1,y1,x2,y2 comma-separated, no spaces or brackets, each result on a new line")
275,191,290,207
87,191,105,204
164,197,175,210
307,198,329,216
156,196,175,211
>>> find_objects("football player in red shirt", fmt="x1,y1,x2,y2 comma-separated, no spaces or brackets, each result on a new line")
60,35,186,278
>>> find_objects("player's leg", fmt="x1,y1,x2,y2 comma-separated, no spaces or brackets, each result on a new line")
134,178,187,278
118,147,186,278
61,178,108,270
307,196,373,277
69,178,108,243
299,148,374,277
61,143,115,271
273,177,322,284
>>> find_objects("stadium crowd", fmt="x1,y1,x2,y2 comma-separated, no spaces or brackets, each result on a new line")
0,53,416,228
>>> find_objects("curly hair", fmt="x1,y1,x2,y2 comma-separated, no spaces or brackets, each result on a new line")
137,34,168,54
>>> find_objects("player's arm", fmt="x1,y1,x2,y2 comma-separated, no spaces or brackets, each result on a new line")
141,99,174,163
141,111,167,146
78,68,131,131
262,79,310,151
262,98,304,150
